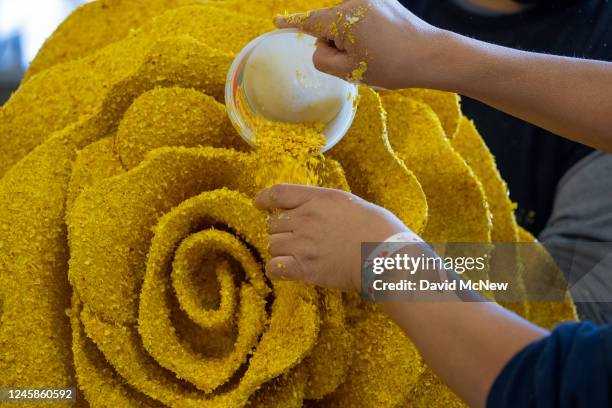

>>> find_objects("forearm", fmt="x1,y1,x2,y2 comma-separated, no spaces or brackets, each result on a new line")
381,300,546,407
426,30,612,152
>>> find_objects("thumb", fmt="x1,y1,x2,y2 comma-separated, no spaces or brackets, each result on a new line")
274,8,336,40
266,256,306,282
313,40,360,81
254,184,316,210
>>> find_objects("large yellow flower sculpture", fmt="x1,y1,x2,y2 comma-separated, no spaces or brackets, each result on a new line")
0,1,576,407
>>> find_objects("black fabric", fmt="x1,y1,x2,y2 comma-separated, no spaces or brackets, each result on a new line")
487,321,612,408
400,0,612,235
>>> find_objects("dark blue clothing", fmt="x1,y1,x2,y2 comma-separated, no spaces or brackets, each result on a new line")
400,0,612,235
487,322,612,407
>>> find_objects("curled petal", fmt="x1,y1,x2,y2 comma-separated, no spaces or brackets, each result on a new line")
381,93,491,243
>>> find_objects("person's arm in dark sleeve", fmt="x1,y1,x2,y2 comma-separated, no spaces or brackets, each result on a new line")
487,321,612,408
540,152,612,324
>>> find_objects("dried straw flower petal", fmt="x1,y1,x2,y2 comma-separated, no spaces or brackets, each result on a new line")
0,4,268,176
451,116,528,317
322,303,426,407
381,92,491,243
451,117,519,243
138,194,270,392
25,0,202,80
518,228,577,328
395,88,462,139
115,87,245,170
220,0,338,20
69,147,325,405
330,87,428,233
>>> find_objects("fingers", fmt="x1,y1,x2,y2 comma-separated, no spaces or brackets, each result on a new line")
274,6,362,80
267,211,295,234
254,184,317,210
266,256,304,281
274,8,337,40
268,232,293,257
313,39,357,79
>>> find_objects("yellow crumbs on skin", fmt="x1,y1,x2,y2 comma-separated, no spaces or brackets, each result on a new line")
350,61,368,82
342,4,370,44
0,1,576,407
285,10,313,26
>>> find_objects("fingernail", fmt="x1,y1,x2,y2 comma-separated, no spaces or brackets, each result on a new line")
280,12,307,25
267,271,285,281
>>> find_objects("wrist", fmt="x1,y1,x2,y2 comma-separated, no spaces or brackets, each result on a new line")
352,225,417,293
418,28,486,94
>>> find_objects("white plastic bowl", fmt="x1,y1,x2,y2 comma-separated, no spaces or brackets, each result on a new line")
225,29,358,153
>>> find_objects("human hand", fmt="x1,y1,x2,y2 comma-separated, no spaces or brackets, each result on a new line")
254,184,411,291
275,0,446,89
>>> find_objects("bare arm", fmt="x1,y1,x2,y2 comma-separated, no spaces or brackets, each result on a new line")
437,31,612,152
277,0,612,152
254,184,547,408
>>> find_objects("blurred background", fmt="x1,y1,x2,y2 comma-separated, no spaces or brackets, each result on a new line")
0,0,88,105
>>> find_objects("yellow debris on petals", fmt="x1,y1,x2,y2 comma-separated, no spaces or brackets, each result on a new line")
396,88,462,138
0,3,269,177
451,116,527,316
451,117,518,242
381,92,491,243
115,87,244,170
330,87,428,233
251,116,326,188
24,0,200,81
350,61,368,82
517,227,577,328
